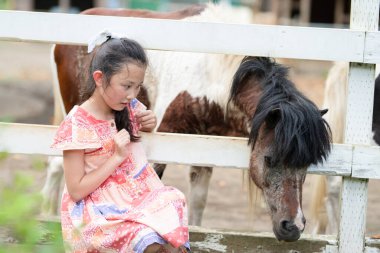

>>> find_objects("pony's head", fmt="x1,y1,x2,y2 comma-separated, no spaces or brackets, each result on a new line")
229,57,331,242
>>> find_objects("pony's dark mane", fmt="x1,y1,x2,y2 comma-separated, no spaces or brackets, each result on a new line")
230,57,331,168
372,74,380,145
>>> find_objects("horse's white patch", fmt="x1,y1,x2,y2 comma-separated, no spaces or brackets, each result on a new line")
294,174,304,231
294,206,305,231
144,4,253,130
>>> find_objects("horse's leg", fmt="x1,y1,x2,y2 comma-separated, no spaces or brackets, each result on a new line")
51,45,66,125
153,163,166,179
40,45,67,216
307,168,341,235
307,62,348,234
325,176,341,234
41,156,64,215
308,175,328,234
188,166,213,225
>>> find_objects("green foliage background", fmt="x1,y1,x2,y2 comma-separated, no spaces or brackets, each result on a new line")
0,152,64,253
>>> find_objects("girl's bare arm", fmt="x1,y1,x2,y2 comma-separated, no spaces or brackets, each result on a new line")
63,150,124,202
63,129,130,202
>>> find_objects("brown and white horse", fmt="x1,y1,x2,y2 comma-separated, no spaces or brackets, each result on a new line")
309,62,380,235
43,4,332,242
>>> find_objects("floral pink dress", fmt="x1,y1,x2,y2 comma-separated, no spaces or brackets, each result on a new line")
51,99,189,253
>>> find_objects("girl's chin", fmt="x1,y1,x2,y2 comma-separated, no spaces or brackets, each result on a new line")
112,106,127,111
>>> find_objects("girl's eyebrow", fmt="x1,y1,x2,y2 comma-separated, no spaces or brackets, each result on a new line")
123,81,144,85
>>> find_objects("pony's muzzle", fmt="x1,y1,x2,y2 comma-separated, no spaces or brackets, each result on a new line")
275,219,304,242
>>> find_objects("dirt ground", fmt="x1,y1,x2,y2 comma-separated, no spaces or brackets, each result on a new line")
0,41,379,239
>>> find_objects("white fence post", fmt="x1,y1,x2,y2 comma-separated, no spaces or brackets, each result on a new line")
338,0,380,252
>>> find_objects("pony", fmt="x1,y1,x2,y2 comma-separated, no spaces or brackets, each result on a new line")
43,4,332,242
309,62,380,235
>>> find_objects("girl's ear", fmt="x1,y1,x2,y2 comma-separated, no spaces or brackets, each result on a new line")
93,70,103,87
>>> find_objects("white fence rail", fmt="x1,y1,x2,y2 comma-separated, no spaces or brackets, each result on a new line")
0,122,358,176
0,10,374,63
0,1,380,252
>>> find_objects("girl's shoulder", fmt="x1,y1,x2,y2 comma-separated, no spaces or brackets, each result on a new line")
68,105,107,126
51,106,102,150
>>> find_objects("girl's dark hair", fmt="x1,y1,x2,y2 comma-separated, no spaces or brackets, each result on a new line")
82,37,148,142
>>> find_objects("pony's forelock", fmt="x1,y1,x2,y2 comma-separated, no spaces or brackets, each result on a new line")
231,57,332,168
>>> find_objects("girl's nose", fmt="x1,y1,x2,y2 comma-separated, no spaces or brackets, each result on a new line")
126,93,134,100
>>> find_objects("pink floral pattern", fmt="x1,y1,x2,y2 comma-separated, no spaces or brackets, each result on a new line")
52,99,189,253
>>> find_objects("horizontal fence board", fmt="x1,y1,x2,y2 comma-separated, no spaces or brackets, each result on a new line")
364,32,380,63
189,227,336,253
0,122,250,169
365,247,380,253
32,215,339,253
352,145,380,179
0,122,355,176
308,144,352,176
0,10,372,63
7,217,380,252
367,238,380,253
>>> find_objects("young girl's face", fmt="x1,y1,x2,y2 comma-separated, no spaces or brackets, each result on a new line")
101,63,146,111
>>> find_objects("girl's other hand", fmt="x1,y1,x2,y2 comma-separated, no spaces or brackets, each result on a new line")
136,110,157,132
113,129,130,159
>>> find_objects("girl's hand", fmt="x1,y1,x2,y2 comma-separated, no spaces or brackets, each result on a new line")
113,129,130,159
136,110,157,132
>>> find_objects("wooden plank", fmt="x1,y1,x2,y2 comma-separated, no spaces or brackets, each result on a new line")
0,10,366,62
364,32,380,63
0,122,354,176
142,131,250,169
189,226,336,253
0,122,249,169
366,238,380,252
309,144,352,176
352,145,380,179
339,179,368,252
31,216,339,253
325,245,339,253
339,63,375,253
365,247,380,253
338,0,379,252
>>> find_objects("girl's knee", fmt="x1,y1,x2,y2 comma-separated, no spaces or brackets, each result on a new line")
143,243,161,253
144,243,188,253
144,243,172,253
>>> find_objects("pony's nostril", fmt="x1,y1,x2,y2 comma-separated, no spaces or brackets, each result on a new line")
281,220,295,232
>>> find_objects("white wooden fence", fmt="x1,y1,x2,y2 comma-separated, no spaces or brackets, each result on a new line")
1,0,380,252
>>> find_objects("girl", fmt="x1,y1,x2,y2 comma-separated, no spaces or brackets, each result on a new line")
51,33,190,253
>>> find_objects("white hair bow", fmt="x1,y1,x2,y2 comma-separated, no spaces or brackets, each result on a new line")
87,30,123,53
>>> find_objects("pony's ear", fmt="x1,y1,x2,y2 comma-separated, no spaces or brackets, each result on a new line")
266,108,281,129
320,109,328,116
